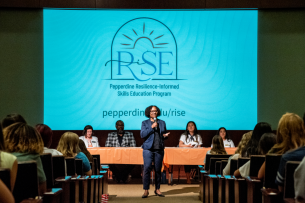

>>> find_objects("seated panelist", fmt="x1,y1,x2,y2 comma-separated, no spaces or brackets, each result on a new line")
79,125,100,148
179,121,203,148
212,127,235,148
179,121,203,184
105,120,136,183
105,120,136,147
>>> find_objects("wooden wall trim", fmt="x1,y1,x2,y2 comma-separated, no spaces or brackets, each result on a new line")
1,0,305,9
0,0,40,8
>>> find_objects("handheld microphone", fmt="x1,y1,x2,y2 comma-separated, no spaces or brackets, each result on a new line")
154,117,157,130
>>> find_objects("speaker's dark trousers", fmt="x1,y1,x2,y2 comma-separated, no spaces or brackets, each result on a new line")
143,149,164,190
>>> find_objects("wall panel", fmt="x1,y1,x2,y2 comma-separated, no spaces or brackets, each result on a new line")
0,9,43,126
0,0,39,8
257,9,305,128
41,0,96,8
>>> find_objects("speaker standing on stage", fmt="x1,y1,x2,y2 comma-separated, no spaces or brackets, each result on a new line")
141,105,170,198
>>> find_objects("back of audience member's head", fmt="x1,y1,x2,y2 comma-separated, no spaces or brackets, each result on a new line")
1,113,26,129
258,133,276,155
269,113,305,155
0,125,4,151
3,122,44,154
242,122,272,157
211,135,227,155
57,132,80,157
78,139,93,162
36,124,53,148
235,131,253,155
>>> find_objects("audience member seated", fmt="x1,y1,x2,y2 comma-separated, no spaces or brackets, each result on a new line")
274,113,305,192
204,135,227,165
3,122,47,195
223,131,252,175
236,133,275,178
79,125,100,148
1,113,26,129
258,113,305,179
179,121,203,184
0,124,18,191
0,180,14,203
105,120,136,183
276,146,305,192
233,122,272,177
296,113,305,202
57,132,92,176
78,139,93,162
213,127,235,147
35,124,62,156
294,156,305,203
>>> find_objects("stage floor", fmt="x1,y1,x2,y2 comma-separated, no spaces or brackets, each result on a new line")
108,184,201,203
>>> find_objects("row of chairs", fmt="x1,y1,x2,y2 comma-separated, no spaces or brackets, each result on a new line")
0,153,109,203
199,154,300,203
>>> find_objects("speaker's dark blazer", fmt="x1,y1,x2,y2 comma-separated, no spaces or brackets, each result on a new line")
140,118,168,150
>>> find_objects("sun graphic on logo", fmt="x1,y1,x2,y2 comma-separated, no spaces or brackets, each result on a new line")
120,22,168,49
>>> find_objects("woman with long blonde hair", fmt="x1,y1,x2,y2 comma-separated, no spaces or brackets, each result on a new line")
57,132,92,176
258,113,305,179
223,131,252,175
269,113,305,154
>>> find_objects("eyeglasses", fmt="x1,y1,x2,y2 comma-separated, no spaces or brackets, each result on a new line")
150,110,158,113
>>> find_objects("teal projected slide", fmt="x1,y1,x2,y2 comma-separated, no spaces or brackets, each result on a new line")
44,10,258,130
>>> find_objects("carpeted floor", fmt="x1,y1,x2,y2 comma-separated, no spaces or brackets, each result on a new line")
108,184,201,202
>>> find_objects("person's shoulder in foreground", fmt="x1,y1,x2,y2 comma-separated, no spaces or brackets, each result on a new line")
0,151,17,169
294,156,305,201
275,146,305,186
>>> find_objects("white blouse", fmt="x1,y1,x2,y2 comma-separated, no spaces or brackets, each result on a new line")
180,134,203,146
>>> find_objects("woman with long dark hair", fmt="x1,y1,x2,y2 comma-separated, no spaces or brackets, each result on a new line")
241,122,272,157
179,121,203,183
234,132,276,178
141,105,170,198
215,127,235,147
233,122,272,177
